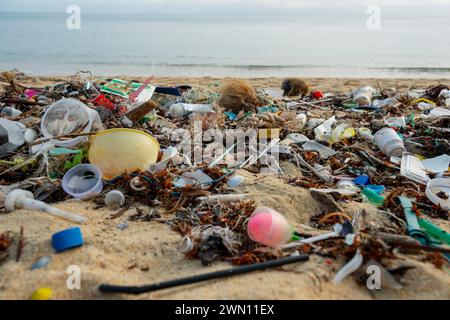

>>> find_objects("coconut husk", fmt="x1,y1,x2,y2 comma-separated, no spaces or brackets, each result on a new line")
218,79,258,113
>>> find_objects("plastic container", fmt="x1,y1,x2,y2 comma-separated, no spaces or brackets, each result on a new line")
247,207,292,248
353,86,375,107
88,128,160,179
41,98,103,139
169,103,213,118
62,164,103,200
425,178,450,211
374,127,406,157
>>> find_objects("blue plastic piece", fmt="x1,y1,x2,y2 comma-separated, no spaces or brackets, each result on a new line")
51,227,84,253
31,256,51,270
353,175,370,186
224,111,237,121
365,185,385,195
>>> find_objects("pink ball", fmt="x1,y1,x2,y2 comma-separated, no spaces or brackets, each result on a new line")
247,207,292,248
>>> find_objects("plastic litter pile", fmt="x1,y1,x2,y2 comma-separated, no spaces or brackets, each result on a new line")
0,70,449,298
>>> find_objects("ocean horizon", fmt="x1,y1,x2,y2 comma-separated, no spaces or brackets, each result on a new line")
1,10,450,78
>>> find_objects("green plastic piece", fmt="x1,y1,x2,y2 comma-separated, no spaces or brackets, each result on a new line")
362,188,385,207
418,218,450,245
63,150,87,171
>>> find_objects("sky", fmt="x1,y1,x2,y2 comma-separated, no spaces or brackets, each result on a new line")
1,0,449,13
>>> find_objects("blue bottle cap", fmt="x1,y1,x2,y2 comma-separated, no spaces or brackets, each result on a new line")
353,175,370,186
51,227,84,253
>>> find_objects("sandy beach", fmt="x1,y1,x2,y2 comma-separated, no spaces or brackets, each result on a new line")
0,76,449,300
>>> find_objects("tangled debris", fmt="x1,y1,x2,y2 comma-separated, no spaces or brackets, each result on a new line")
0,70,449,297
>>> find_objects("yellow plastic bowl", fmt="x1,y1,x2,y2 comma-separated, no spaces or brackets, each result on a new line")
88,128,160,179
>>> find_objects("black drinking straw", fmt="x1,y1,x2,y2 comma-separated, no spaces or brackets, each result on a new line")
99,254,309,295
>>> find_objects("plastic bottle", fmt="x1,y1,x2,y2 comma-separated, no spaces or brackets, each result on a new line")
247,207,292,248
169,103,213,118
373,127,406,157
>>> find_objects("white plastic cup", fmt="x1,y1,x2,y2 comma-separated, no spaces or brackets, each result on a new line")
62,164,103,200
374,127,406,157
425,178,450,211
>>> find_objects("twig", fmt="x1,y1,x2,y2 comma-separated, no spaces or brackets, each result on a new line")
28,131,97,147
16,226,25,262
108,203,131,220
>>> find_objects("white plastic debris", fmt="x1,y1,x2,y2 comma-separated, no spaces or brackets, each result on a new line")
0,118,26,155
400,153,430,185
227,175,245,188
424,107,450,119
302,141,337,159
314,116,336,142
196,194,247,204
425,178,450,211
40,98,103,141
353,86,376,107
148,146,178,172
374,127,406,158
333,249,364,284
309,188,357,195
182,170,213,188
5,189,87,224
385,116,406,129
169,103,213,118
421,154,450,174
280,224,343,250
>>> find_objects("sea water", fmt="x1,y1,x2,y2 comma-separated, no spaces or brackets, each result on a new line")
0,8,449,78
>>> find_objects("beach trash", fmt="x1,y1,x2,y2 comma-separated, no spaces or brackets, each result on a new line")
0,118,25,155
4,189,87,224
314,116,336,142
311,90,324,99
88,128,160,179
247,207,292,248
302,140,336,159
40,98,103,139
365,185,385,195
400,153,430,185
31,256,51,270
362,188,385,207
374,127,406,157
104,190,125,209
1,107,22,117
358,127,374,142
425,178,450,211
227,175,245,188
353,86,375,107
62,164,103,200
30,288,53,300
337,180,357,190
333,249,364,283
169,103,213,118
353,175,370,186
51,227,84,253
